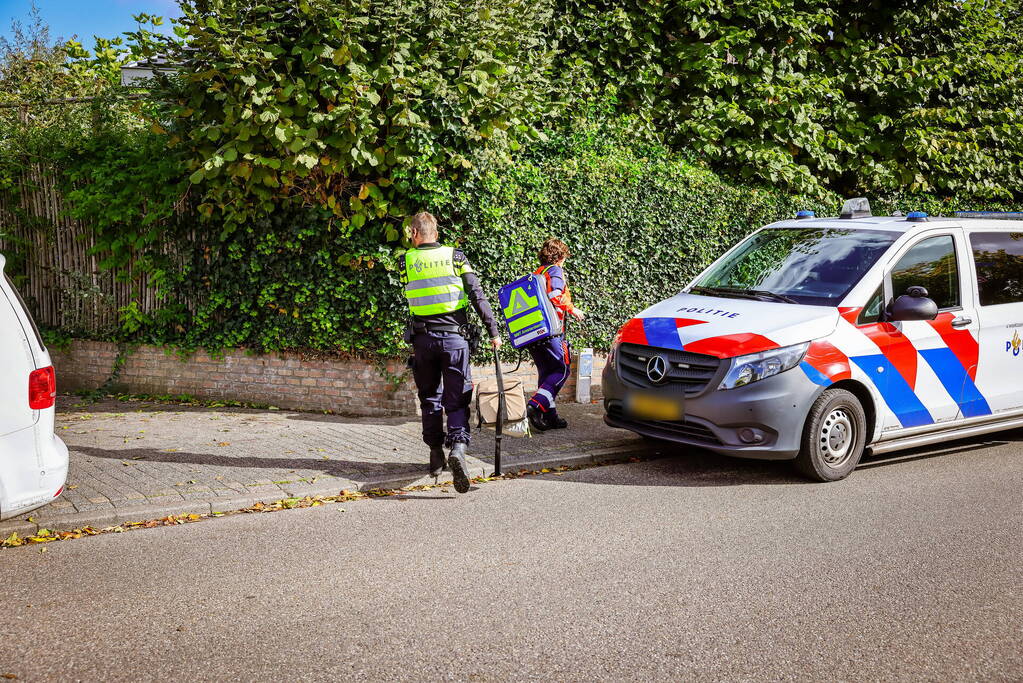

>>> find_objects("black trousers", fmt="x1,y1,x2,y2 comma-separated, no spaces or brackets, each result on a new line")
411,331,472,447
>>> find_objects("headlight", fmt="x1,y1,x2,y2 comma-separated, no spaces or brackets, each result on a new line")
718,342,809,390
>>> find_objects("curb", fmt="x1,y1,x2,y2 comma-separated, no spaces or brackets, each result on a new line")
0,440,654,536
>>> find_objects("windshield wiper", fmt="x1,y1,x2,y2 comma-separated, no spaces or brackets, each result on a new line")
690,285,797,304
690,286,746,299
743,289,799,304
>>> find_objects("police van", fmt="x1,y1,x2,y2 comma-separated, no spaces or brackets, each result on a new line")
0,254,69,519
603,199,1023,481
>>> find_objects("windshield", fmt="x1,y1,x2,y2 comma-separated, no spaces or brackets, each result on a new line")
691,228,899,306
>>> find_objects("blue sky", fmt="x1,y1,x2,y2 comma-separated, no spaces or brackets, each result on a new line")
1,0,182,45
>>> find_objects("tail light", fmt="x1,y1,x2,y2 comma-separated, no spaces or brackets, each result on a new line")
28,366,56,410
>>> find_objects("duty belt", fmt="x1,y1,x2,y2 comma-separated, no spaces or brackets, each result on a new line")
412,320,462,335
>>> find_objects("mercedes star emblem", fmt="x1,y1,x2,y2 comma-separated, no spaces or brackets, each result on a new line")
646,355,668,384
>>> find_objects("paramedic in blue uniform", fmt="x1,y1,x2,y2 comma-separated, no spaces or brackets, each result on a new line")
401,212,501,494
526,238,585,431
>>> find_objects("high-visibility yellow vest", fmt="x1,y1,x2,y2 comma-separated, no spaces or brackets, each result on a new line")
402,246,469,316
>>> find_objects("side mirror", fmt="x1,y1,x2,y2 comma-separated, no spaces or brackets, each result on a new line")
888,285,938,322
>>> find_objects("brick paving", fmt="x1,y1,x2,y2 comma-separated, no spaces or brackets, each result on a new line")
0,396,647,535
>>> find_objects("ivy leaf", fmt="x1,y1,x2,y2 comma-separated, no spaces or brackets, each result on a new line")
296,153,318,169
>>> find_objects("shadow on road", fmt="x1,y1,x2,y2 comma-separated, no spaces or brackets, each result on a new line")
57,396,417,427
72,444,426,484
381,493,460,501
860,436,1016,470
556,426,1023,488
549,446,809,487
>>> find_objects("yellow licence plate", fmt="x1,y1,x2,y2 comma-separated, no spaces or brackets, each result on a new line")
625,393,684,421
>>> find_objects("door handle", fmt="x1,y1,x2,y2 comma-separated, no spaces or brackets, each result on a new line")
950,316,973,328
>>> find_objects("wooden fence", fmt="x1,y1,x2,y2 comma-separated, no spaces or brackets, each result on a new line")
0,163,165,334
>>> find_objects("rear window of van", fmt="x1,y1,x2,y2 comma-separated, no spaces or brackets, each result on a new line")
970,232,1023,307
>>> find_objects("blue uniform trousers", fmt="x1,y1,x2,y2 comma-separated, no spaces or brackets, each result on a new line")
411,332,473,447
528,335,571,413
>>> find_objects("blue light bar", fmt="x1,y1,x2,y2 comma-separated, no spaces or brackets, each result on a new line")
953,211,1023,220
907,211,928,222
795,210,815,219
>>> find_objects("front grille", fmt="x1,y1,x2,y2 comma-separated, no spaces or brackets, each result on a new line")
606,402,722,445
617,342,721,395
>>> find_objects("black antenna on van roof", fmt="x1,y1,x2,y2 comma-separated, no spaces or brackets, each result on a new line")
839,198,872,219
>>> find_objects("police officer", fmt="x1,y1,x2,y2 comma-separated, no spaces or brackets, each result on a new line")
401,212,501,494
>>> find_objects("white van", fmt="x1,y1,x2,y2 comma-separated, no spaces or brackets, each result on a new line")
603,200,1023,481
0,254,68,519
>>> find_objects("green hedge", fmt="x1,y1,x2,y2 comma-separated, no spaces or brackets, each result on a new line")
18,125,1021,357
117,130,837,355
421,140,837,351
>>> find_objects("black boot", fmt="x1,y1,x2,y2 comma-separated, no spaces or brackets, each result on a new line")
429,445,446,477
546,409,568,429
447,442,472,494
527,404,549,432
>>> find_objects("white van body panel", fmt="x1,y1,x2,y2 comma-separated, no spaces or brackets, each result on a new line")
0,253,69,520
965,226,1023,417
636,293,840,351
0,285,37,437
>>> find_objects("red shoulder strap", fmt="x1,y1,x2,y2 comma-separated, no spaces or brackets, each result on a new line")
534,265,553,292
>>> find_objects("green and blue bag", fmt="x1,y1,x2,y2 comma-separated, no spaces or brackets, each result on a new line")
498,273,563,349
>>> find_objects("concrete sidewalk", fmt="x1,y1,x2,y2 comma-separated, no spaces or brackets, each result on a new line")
1,396,653,536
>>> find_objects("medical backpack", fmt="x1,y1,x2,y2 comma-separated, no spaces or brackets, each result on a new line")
498,273,563,349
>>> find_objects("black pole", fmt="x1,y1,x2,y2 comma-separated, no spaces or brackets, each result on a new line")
493,346,505,476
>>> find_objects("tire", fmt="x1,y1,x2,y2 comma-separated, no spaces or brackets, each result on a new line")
794,388,867,482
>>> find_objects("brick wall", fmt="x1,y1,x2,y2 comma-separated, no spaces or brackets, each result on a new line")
50,340,606,417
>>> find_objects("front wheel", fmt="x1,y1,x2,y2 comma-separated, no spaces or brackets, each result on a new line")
794,388,867,482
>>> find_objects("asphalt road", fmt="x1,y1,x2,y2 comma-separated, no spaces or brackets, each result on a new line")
2,431,1022,682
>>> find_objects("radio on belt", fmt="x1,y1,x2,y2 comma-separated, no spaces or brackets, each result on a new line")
498,273,563,349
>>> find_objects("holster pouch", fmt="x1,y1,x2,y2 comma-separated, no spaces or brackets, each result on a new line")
459,323,482,356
